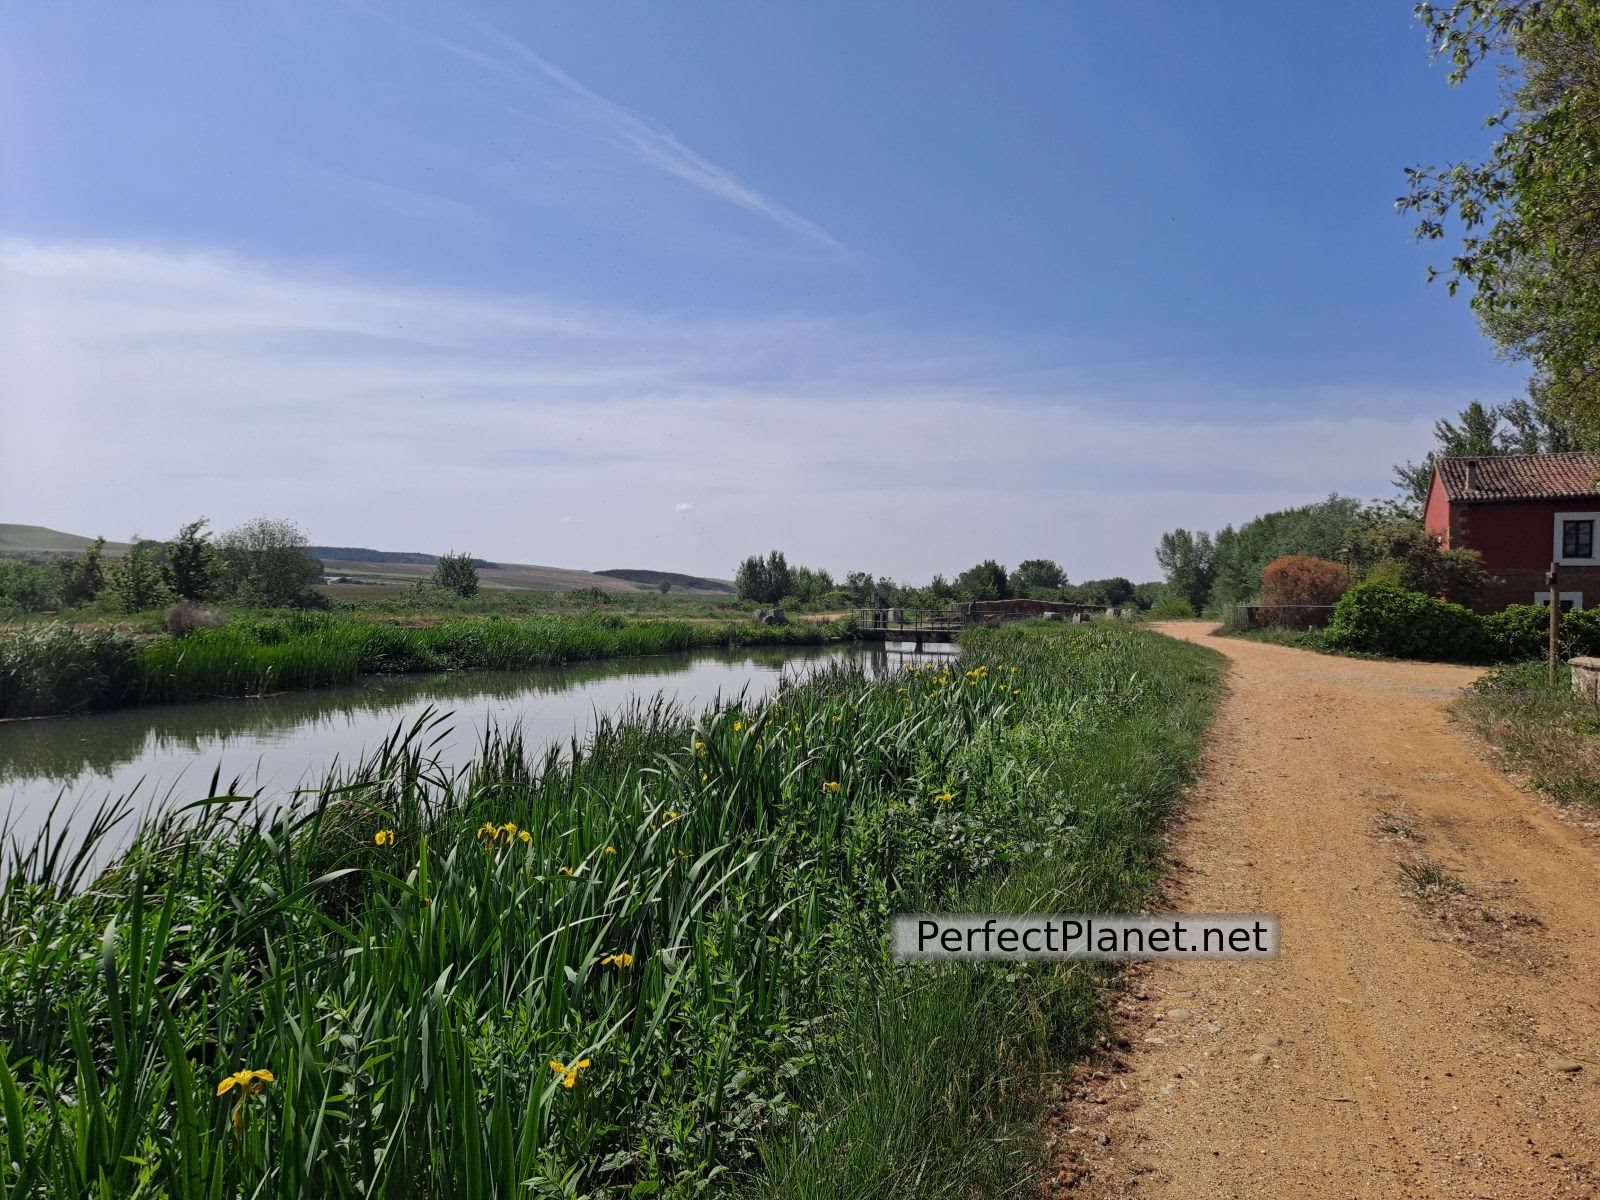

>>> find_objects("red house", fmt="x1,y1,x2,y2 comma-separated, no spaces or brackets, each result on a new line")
1424,452,1600,612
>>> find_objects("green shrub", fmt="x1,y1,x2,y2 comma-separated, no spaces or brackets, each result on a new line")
1148,596,1197,618
1563,608,1600,658
1483,604,1550,661
0,623,139,716
0,562,63,613
431,550,479,598
1324,582,1488,661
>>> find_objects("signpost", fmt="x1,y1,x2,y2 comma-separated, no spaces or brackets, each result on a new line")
1548,561,1561,685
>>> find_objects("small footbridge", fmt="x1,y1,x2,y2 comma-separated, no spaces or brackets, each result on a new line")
852,599,1117,645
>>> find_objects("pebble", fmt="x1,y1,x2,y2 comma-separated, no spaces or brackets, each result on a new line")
1547,1058,1584,1073
1167,1008,1192,1021
1248,1052,1271,1067
1256,1033,1283,1048
1202,1022,1223,1033
1143,1036,1167,1046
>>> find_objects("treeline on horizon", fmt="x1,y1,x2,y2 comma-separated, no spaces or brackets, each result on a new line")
731,549,1166,611
0,516,328,619
1152,399,1571,617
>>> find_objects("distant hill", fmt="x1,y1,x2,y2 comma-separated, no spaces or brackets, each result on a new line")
597,568,735,594
310,547,500,569
0,524,728,596
0,524,130,558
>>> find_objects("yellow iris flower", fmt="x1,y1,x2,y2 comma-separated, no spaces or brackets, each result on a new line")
548,1058,591,1089
216,1069,274,1097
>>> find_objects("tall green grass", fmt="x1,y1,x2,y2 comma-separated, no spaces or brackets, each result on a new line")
0,624,140,716
0,624,1220,1197
1,614,848,716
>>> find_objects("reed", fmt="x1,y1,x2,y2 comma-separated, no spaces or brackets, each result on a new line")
0,614,849,716
0,623,1220,1197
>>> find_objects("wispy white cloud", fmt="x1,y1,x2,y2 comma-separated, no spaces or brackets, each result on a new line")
377,8,849,257
674,502,695,513
0,239,1441,579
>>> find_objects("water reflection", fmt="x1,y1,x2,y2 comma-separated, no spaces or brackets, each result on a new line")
0,642,953,847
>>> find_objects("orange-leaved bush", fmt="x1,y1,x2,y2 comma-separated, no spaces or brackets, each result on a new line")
1258,555,1349,608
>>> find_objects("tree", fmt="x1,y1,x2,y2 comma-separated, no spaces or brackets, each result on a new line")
1072,576,1136,607
1346,516,1496,607
789,566,835,604
108,538,175,614
166,518,221,601
657,580,671,594
1131,581,1168,611
58,537,106,607
734,551,793,605
1008,558,1067,595
954,560,1009,602
1205,496,1364,607
217,517,323,607
1155,529,1215,613
1399,1,1600,444
433,550,479,598
1392,400,1574,507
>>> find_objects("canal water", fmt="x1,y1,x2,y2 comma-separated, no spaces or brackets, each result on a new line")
0,642,953,856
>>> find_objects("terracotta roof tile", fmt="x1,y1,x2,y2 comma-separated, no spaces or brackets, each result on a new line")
1437,452,1600,502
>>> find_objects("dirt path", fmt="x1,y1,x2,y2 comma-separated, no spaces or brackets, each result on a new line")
1044,623,1600,1200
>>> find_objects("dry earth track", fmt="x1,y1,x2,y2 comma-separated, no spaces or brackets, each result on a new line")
1043,622,1600,1199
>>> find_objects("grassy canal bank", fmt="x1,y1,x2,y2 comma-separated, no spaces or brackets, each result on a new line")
0,622,1221,1198
0,611,851,719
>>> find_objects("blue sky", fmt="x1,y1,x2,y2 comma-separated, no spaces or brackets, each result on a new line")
0,2,1517,580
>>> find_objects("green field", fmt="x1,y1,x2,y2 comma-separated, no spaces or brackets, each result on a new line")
0,622,1221,1198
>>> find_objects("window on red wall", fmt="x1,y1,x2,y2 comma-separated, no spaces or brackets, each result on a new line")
1563,519,1594,559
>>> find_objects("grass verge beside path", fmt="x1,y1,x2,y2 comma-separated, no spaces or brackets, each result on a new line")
0,612,848,717
0,622,1221,1198
1457,661,1600,809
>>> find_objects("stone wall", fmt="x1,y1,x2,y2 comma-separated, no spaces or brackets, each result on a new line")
1571,657,1600,703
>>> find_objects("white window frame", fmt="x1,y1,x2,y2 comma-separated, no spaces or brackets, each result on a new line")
1554,512,1600,565
1534,591,1584,612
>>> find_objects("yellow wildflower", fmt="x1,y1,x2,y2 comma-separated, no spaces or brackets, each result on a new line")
822,781,841,793
518,830,532,843
556,866,575,876
216,1069,274,1097
695,741,706,756
663,810,683,823
733,720,744,732
604,845,617,855
932,792,954,805
600,952,635,968
373,829,395,846
548,1058,591,1089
